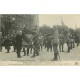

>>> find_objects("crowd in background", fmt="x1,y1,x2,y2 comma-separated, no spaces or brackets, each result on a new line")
1,25,80,61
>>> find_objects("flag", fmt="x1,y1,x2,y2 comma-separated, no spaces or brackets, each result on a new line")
61,17,65,26
22,28,36,46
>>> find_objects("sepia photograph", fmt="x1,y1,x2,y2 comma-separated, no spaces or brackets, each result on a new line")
0,14,80,65
1,1,80,80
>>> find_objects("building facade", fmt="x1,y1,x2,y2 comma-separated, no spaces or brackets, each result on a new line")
1,14,39,37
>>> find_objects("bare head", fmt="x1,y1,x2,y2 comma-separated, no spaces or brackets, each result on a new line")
18,30,22,35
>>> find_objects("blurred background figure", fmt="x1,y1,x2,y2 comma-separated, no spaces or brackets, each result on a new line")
66,32,71,53
39,34,44,52
70,33,75,49
59,33,64,52
12,35,16,52
4,36,11,53
46,34,52,52
75,33,80,47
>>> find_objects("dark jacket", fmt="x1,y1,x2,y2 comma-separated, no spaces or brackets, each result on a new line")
16,35,22,49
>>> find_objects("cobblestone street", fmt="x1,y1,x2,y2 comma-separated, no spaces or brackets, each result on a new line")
0,44,80,61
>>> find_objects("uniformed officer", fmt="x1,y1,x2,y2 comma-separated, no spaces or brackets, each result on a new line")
59,33,64,52
51,28,59,61
46,36,52,52
66,32,71,53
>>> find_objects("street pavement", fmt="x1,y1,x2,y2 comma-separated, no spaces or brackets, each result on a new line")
0,43,80,61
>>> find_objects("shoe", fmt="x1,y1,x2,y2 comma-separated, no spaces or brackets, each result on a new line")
23,54,26,56
51,58,58,61
36,54,39,56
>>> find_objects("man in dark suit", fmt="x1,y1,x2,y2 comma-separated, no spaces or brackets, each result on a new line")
16,30,22,58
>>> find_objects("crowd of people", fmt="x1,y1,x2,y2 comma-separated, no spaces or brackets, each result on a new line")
1,27,80,61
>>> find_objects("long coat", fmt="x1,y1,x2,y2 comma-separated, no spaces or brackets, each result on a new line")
15,35,22,50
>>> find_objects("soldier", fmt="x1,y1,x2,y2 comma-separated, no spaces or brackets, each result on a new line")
72,34,75,48
15,30,22,58
43,34,47,49
46,35,52,52
43,37,46,49
75,33,80,47
4,36,11,53
21,42,26,53
70,33,75,48
39,34,43,51
70,34,75,49
59,33,64,52
51,28,59,61
51,38,54,52
66,32,71,53
26,39,33,56
31,33,39,58
22,39,28,56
